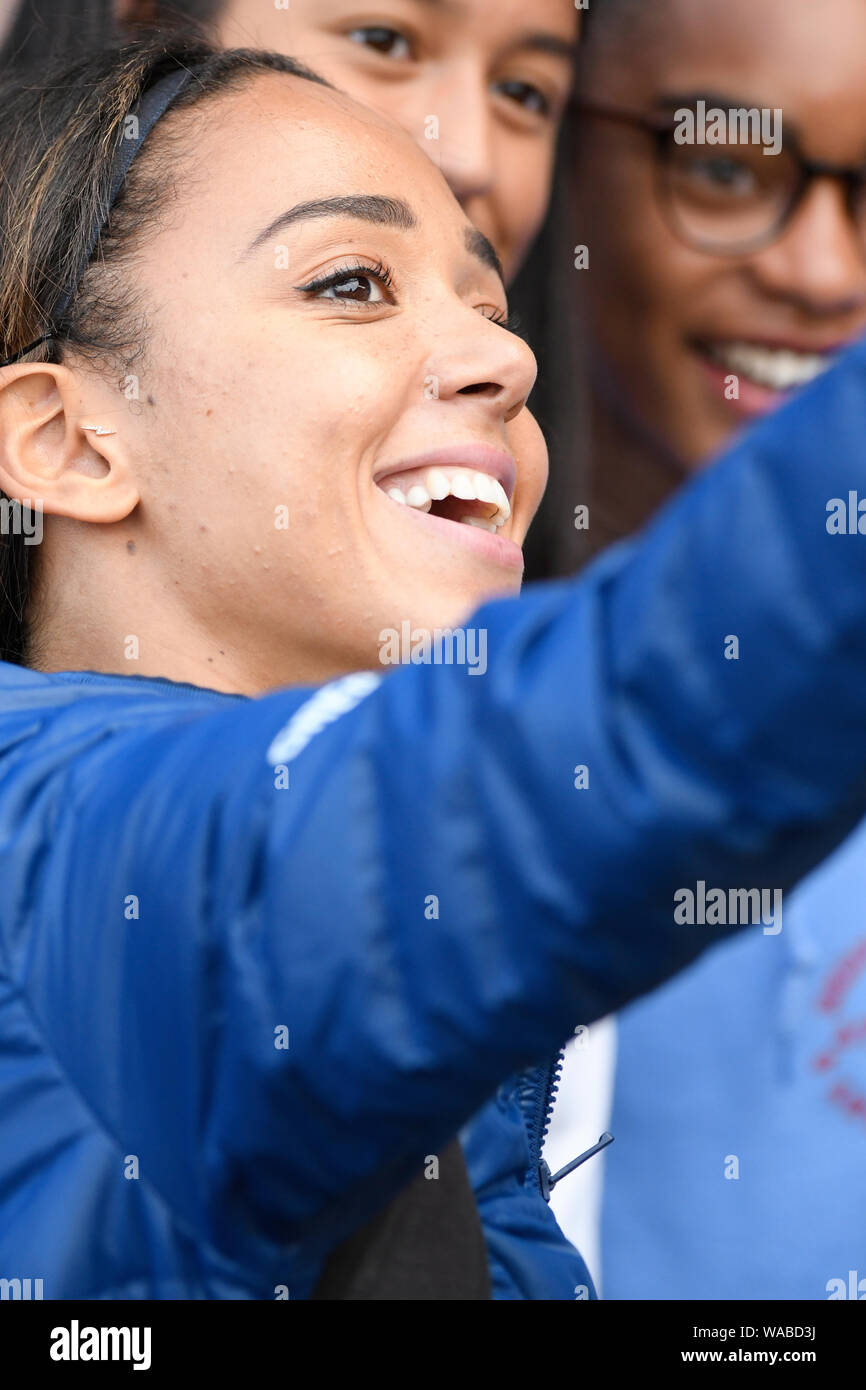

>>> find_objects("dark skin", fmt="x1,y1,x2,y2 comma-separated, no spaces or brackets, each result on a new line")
573,0,866,552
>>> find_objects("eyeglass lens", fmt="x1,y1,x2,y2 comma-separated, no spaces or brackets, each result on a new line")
661,135,866,254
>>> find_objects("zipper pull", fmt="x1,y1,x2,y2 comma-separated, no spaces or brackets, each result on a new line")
539,1132,615,1202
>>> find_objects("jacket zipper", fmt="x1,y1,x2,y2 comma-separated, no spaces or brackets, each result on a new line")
521,1049,615,1202
520,1049,565,1198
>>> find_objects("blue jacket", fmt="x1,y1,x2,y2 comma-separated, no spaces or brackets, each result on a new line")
5,341,866,1299
602,821,866,1301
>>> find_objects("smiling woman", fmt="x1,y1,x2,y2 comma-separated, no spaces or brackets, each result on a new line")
7,34,866,1305
0,38,543,687
560,0,866,560
136,0,579,281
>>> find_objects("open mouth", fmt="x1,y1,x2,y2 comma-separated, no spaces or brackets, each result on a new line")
698,339,839,392
375,465,512,534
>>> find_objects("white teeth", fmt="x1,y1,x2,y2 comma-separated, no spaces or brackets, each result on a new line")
489,478,511,524
706,340,833,391
472,472,497,505
450,474,476,501
426,468,450,500
406,484,432,512
382,466,513,530
461,515,498,533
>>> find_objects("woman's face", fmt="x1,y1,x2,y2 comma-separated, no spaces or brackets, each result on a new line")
85,77,545,689
210,0,578,281
574,0,866,469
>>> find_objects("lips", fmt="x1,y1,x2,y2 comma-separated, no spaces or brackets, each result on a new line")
375,443,516,495
380,466,511,532
374,445,517,534
373,443,523,569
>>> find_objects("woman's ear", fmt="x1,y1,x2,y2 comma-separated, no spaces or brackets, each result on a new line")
0,363,140,523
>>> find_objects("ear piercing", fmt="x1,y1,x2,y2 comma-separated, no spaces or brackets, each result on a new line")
82,425,117,437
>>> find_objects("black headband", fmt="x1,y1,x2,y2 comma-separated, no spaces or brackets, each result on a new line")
0,65,201,370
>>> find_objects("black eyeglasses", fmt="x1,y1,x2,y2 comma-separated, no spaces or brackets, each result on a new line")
572,97,866,257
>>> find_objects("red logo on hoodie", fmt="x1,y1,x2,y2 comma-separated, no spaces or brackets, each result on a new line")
812,939,866,1123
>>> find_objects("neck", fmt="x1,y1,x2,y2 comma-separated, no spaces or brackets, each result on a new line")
584,387,688,559
25,525,319,695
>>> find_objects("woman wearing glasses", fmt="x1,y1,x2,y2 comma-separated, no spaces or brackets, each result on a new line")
5,32,866,1300
540,0,866,1300
557,0,866,560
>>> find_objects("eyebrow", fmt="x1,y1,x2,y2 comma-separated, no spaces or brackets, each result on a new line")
514,32,578,62
465,226,505,286
243,194,417,257
243,191,505,284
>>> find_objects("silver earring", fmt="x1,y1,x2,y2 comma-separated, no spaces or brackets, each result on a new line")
82,425,117,437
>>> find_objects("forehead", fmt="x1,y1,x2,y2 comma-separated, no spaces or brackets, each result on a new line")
587,0,866,158
158,72,467,246
593,0,866,105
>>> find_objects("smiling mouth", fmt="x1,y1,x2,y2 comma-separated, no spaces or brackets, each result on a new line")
698,339,841,392
376,465,512,534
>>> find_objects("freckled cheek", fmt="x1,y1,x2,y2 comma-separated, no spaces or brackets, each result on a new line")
309,347,414,447
262,393,389,528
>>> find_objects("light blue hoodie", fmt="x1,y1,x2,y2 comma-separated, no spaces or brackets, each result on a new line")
601,676,866,1302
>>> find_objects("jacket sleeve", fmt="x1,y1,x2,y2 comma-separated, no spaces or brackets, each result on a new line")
7,337,866,1284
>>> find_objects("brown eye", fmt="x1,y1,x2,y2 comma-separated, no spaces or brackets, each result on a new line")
495,79,550,118
298,264,396,308
329,274,378,302
347,26,413,61
297,260,396,308
684,155,759,197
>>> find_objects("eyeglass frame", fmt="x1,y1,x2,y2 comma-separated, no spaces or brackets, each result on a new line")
570,96,866,257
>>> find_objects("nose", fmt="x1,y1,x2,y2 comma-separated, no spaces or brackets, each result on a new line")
749,178,866,316
426,62,496,205
428,308,538,424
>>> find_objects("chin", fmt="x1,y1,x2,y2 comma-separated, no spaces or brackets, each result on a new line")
446,574,521,617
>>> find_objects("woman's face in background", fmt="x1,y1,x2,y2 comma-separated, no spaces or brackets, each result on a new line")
574,0,866,470
210,0,578,281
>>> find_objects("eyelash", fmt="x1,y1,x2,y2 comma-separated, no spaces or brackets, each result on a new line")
295,259,396,298
486,308,523,335
295,260,521,334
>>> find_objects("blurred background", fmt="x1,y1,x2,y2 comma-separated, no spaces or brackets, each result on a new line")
4,0,866,1302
